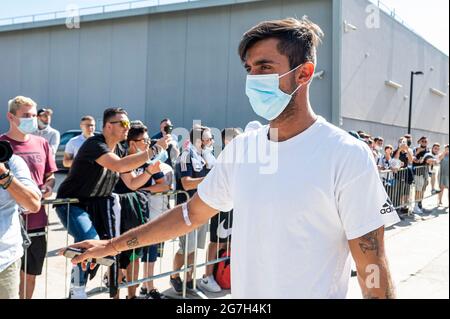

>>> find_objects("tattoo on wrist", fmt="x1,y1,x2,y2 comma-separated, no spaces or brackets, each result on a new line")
126,237,139,249
359,230,379,256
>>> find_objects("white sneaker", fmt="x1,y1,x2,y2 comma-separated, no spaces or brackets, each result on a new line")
414,205,424,215
70,286,88,299
198,275,222,293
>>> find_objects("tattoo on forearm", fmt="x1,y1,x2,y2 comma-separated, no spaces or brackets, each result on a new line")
359,230,379,256
126,237,139,249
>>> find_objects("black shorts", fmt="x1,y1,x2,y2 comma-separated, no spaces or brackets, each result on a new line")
210,211,233,243
21,228,47,276
119,248,143,270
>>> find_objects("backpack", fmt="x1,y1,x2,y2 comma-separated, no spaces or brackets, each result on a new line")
213,249,231,289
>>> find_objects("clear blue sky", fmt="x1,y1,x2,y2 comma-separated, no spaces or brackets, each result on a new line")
1,0,448,55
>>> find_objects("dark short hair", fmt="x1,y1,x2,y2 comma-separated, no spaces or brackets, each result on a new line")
127,122,147,142
238,17,324,69
374,137,384,143
103,107,128,128
38,108,53,116
80,115,95,122
160,118,171,124
418,136,428,143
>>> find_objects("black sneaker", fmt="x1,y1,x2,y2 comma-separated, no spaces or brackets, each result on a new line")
147,288,165,299
186,280,194,290
170,276,183,294
140,287,148,296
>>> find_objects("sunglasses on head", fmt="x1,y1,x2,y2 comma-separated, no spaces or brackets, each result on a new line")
109,120,130,129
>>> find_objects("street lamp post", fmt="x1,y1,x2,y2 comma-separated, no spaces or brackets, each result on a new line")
408,71,424,134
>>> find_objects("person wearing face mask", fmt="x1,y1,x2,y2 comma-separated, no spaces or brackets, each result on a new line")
65,18,400,299
0,96,58,299
404,134,413,149
32,108,60,159
151,118,180,168
168,125,212,294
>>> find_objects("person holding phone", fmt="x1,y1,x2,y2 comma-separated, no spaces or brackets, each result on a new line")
152,118,179,167
56,108,170,299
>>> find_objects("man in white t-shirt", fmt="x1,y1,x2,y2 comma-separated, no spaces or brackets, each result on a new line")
66,17,400,299
63,116,96,168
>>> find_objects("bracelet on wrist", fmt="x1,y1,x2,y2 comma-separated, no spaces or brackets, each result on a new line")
1,174,14,190
0,169,11,181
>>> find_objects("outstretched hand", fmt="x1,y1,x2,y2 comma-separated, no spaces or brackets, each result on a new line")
58,239,117,270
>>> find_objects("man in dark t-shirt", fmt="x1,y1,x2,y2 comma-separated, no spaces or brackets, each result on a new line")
412,136,430,214
56,108,170,299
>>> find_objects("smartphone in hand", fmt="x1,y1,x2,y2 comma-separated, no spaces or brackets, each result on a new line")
63,247,115,267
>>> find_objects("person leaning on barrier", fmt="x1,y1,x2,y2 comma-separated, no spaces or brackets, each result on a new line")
55,108,171,299
412,136,430,215
198,128,241,293
112,121,168,299
392,137,414,216
0,96,58,299
0,150,41,299
63,115,96,168
65,17,401,299
168,125,214,295
377,145,394,171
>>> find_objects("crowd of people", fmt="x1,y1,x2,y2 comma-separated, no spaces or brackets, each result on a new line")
348,130,449,215
0,95,243,299
1,95,448,300
1,17,449,300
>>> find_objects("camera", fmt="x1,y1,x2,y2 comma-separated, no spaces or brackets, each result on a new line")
0,141,13,163
164,124,173,134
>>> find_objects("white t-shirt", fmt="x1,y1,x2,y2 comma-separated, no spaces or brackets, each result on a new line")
197,116,400,299
148,163,175,220
0,155,40,272
65,134,88,158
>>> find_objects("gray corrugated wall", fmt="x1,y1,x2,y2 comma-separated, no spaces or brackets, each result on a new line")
0,0,333,134
341,0,449,144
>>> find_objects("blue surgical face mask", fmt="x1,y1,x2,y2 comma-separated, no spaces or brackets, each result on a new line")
18,117,38,134
245,64,303,121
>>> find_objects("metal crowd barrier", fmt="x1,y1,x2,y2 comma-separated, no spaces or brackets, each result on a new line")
23,191,231,299
379,165,439,216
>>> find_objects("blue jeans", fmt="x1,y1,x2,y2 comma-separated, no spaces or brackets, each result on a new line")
56,205,99,287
